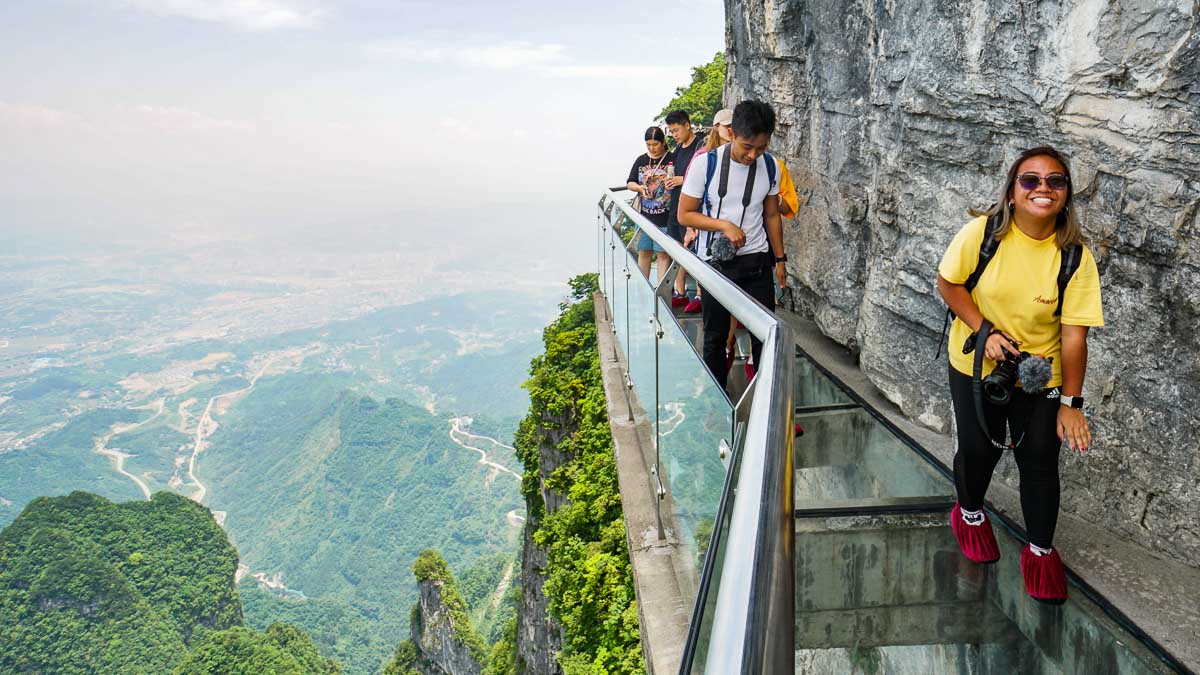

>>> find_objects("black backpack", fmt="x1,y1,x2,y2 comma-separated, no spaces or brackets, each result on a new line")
936,213,1083,358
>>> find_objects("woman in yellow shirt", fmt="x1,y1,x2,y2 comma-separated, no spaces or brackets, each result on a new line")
937,146,1104,605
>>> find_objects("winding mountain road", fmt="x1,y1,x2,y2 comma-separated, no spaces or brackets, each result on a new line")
448,417,521,482
186,358,276,504
95,398,165,500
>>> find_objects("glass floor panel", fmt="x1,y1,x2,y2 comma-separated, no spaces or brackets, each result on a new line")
794,512,1173,674
795,354,856,407
794,408,951,505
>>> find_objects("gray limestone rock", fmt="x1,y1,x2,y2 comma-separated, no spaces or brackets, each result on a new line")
410,578,483,675
725,0,1200,566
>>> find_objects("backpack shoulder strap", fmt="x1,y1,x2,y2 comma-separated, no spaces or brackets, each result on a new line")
964,213,1003,293
764,152,777,190
701,149,718,216
1055,244,1083,317
936,211,1000,359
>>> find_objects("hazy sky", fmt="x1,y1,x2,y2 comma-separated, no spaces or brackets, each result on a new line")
0,0,724,250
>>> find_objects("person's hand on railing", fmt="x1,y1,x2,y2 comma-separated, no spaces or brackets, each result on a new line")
683,228,698,247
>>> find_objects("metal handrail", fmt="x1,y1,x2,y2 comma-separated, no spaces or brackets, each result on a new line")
598,190,795,674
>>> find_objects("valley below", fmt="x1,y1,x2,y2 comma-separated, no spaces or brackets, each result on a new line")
0,243,558,673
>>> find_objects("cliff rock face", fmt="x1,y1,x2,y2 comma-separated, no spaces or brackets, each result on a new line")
515,519,563,675
725,0,1200,565
410,577,483,675
515,420,568,675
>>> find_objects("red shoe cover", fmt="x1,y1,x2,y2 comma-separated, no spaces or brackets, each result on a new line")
744,362,756,381
684,299,702,314
1021,545,1068,605
950,503,1000,564
794,423,804,437
671,294,687,308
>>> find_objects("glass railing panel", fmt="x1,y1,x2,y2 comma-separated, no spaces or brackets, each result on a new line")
794,354,856,407
793,408,951,504
624,254,657,426
683,430,745,674
656,295,734,589
609,250,627,361
793,511,1173,674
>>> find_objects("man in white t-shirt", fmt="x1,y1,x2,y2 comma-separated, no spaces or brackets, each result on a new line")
678,100,785,389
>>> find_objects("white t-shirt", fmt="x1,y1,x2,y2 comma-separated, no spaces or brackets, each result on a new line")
681,144,779,261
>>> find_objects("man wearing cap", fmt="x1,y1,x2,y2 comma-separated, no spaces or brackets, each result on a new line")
677,100,785,389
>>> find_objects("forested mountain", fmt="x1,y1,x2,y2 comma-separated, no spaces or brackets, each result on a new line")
0,491,337,673
212,385,522,673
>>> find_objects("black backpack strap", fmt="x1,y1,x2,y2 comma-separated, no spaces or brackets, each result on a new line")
937,212,1003,360
1056,244,1082,317
965,213,1003,293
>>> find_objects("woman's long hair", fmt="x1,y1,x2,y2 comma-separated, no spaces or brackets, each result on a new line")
969,146,1085,250
704,126,725,151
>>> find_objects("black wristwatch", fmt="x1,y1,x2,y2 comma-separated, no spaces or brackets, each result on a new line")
774,254,788,263
1060,395,1084,409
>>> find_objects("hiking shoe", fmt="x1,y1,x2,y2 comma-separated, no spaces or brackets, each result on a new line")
684,298,702,313
1021,544,1067,605
950,503,1000,564
671,293,688,309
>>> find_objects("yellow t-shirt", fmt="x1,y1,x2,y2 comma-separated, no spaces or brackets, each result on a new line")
777,159,799,218
938,215,1104,387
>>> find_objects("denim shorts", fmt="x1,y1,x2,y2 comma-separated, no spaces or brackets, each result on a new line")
637,225,669,253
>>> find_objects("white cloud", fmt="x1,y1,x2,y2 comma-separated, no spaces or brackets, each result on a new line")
367,40,565,70
126,105,255,133
120,0,322,31
0,101,77,129
543,64,688,81
366,39,688,82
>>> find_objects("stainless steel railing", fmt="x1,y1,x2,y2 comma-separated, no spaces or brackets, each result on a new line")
596,189,794,674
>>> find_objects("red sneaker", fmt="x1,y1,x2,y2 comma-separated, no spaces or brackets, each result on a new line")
684,298,702,314
1021,544,1068,605
950,503,1000,564
671,293,688,309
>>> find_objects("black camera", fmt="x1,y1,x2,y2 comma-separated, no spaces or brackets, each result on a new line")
983,351,1053,405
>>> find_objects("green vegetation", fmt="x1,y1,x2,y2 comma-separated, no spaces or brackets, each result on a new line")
214,377,522,673
0,491,335,673
512,273,644,673
176,624,340,674
658,52,727,125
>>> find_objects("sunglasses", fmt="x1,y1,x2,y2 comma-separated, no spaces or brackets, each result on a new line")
1016,173,1069,191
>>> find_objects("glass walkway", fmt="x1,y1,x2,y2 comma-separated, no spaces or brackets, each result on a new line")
595,191,1190,674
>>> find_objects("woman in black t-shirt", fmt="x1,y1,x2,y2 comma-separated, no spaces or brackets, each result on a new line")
626,126,673,281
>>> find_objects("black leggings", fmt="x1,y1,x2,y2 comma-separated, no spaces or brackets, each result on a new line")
949,366,1062,548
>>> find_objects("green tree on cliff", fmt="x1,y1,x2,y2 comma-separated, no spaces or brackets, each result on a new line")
514,274,644,674
658,52,727,125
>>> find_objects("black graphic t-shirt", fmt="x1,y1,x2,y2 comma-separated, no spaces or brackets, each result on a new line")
666,134,704,232
627,153,672,227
